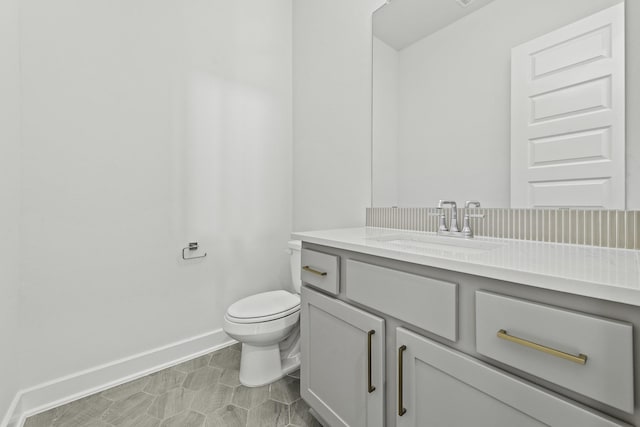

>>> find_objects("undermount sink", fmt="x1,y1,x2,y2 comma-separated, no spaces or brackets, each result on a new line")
371,233,504,254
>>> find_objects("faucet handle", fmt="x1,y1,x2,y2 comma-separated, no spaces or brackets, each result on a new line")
438,216,448,233
430,207,449,231
462,201,482,238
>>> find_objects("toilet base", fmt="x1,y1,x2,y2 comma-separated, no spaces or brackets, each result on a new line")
238,327,301,387
239,343,281,387
239,344,301,387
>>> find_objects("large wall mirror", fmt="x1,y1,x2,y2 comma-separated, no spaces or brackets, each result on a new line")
372,0,639,209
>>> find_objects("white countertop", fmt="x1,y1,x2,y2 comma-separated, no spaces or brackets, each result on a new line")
292,227,640,307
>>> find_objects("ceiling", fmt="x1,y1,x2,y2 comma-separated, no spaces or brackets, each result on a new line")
373,0,497,50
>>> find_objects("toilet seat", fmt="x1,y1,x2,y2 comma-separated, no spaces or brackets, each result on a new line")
226,290,300,324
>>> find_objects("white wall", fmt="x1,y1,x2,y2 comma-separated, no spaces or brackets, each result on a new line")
372,37,399,207
374,0,640,208
0,0,21,420
293,0,385,232
19,0,292,391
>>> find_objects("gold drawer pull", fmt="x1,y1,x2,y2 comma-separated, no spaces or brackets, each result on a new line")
497,329,587,365
367,330,376,393
302,266,327,276
398,345,407,416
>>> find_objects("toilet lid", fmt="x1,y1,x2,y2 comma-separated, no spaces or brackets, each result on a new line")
227,290,300,320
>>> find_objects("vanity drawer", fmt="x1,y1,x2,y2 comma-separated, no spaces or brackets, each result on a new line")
346,260,457,341
476,291,634,413
301,248,340,295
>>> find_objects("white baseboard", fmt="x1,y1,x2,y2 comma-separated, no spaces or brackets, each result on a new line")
3,329,234,427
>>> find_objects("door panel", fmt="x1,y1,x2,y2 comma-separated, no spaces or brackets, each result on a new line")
301,286,385,427
413,360,545,427
396,327,629,427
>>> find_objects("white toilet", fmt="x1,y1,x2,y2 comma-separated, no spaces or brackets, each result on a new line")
223,240,302,387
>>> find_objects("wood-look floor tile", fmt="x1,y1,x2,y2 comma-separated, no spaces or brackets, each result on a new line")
83,420,113,427
173,354,213,374
101,377,149,401
24,408,58,427
246,400,289,427
289,399,321,427
232,385,270,410
270,377,300,404
147,387,195,419
183,366,223,391
112,413,160,427
53,394,112,427
205,404,248,427
101,392,155,426
160,410,206,427
144,369,186,395
219,369,241,387
210,348,241,370
25,346,311,427
190,383,234,414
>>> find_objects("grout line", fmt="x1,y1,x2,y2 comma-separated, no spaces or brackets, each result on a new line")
633,212,640,249
591,210,596,247
604,210,608,247
599,210,604,247
625,211,629,249
519,209,523,240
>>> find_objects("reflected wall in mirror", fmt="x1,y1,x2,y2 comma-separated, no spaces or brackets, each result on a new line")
372,0,639,209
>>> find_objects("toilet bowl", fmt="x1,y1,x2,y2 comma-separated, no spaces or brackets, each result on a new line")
222,240,302,387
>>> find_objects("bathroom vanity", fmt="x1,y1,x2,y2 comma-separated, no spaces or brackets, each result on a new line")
293,227,640,427
341,0,640,424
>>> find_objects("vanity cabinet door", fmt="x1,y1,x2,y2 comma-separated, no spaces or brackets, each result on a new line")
301,286,385,427
396,327,629,427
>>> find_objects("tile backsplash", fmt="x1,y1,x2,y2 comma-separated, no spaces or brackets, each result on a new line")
366,208,640,250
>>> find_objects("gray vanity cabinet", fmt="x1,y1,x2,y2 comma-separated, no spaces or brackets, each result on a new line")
396,327,628,427
300,286,385,427
299,242,637,427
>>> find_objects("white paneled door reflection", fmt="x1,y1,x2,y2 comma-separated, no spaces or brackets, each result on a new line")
511,3,625,209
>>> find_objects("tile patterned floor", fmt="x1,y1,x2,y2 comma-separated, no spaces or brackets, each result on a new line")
25,344,321,427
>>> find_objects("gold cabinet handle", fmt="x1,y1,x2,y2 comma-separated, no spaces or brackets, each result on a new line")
367,330,376,393
497,329,587,365
302,266,327,276
398,345,407,416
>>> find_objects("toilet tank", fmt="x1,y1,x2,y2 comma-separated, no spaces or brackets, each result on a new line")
288,240,302,293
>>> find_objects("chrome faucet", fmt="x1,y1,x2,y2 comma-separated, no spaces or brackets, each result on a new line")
437,200,483,239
